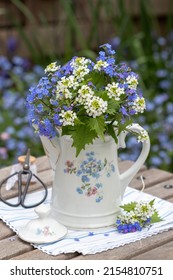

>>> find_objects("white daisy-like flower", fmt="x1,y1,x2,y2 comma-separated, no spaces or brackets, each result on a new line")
57,75,78,90
134,201,155,220
94,60,109,71
74,66,90,81
76,85,94,104
133,97,146,113
105,82,125,100
126,74,138,90
59,110,77,126
84,96,108,118
71,57,91,81
45,62,60,73
137,129,149,143
61,88,73,99
71,57,89,68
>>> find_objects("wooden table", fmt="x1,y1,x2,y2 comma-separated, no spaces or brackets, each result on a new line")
0,156,173,260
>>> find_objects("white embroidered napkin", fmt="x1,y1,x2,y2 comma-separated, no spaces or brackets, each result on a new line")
0,187,173,255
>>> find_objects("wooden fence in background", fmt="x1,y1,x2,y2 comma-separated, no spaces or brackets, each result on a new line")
0,0,172,58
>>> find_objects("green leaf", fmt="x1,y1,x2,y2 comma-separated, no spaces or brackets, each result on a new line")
88,116,106,140
120,201,137,212
61,125,74,136
74,117,84,125
107,99,119,115
149,199,155,207
118,118,133,135
88,71,105,88
62,124,97,156
106,123,118,144
150,210,163,224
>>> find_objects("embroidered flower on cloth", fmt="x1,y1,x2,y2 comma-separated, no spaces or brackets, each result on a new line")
116,200,162,234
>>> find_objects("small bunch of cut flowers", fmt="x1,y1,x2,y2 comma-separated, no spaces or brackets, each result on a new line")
116,199,162,233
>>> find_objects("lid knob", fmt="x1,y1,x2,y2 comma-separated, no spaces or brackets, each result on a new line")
34,204,51,219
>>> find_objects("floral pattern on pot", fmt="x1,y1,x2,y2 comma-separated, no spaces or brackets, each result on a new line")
36,226,55,236
64,151,115,202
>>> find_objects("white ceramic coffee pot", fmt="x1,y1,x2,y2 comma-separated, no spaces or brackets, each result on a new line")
40,123,150,229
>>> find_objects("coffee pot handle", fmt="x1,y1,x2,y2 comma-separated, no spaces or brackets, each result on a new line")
118,123,150,197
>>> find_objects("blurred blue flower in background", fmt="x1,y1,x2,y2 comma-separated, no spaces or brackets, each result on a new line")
0,54,44,166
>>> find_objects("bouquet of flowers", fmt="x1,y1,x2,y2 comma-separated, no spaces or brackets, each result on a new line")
116,199,162,233
26,43,148,156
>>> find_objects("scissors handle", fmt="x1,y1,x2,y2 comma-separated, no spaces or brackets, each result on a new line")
20,171,48,209
0,150,48,208
0,172,21,207
18,169,31,206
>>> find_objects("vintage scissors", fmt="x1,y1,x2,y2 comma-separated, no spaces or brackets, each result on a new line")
0,149,48,208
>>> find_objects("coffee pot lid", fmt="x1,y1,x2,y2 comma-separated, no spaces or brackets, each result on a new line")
18,204,67,244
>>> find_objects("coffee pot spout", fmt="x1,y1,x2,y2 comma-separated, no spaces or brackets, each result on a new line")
39,135,61,172
32,124,61,171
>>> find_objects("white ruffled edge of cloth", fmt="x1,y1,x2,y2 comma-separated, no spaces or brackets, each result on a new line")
0,187,173,255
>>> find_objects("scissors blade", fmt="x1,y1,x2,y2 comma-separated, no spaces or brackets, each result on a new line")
23,149,30,171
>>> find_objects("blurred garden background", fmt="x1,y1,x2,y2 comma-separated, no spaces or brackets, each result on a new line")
0,0,173,172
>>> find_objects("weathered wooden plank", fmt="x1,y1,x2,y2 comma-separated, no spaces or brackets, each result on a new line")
129,168,173,190
35,156,51,172
0,221,14,240
72,229,173,260
0,156,50,179
143,178,173,200
0,158,50,192
0,235,33,260
118,160,147,174
0,169,53,200
131,239,173,260
168,197,173,203
11,250,78,260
